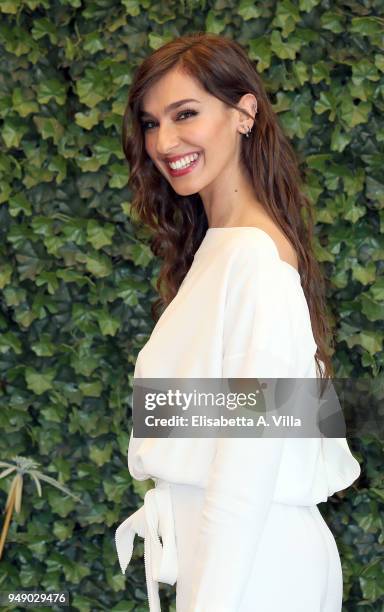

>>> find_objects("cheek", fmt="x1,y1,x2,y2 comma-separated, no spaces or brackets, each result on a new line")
199,118,234,156
144,140,161,170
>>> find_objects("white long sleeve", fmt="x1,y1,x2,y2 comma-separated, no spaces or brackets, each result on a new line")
187,244,296,611
187,380,286,610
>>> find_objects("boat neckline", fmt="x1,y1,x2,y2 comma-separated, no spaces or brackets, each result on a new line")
204,226,301,279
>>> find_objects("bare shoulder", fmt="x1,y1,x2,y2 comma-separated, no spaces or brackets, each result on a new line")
242,213,299,271
266,224,299,271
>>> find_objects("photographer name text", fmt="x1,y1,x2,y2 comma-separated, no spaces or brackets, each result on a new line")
144,415,302,427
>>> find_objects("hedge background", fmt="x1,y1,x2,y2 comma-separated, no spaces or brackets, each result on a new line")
0,0,383,610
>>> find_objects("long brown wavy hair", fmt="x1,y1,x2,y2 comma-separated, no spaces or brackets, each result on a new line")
122,31,335,381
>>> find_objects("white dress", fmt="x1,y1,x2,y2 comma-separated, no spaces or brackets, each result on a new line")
115,227,361,612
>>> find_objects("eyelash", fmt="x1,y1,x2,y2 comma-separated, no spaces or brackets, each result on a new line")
141,109,198,131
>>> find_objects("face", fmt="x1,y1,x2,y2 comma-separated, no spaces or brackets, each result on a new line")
139,67,243,197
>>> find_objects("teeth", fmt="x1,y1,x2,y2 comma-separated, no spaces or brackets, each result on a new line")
169,153,199,170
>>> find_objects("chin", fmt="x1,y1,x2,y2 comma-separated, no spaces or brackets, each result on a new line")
172,184,201,197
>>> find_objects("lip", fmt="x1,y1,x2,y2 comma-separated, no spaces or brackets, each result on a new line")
164,151,202,163
165,152,201,177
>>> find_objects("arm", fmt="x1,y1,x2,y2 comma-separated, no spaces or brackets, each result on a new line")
188,244,295,611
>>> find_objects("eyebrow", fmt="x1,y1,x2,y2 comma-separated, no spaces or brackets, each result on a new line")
139,98,201,119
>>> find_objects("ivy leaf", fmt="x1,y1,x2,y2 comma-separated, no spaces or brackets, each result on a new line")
279,103,312,138
76,155,103,172
366,176,384,205
33,116,65,144
292,61,309,85
271,0,300,37
238,0,262,21
85,253,112,278
0,263,13,289
40,405,66,423
86,220,115,249
314,90,337,121
271,91,291,113
62,219,87,245
53,520,74,541
374,54,384,73
89,442,113,466
313,242,335,263
0,0,22,14
31,334,56,357
1,117,29,147
108,163,129,189
359,558,384,602
132,477,155,500
148,32,173,50
74,108,100,130
25,368,56,394
352,59,380,86
344,204,366,224
15,245,46,281
9,193,32,216
331,125,353,152
270,30,302,59
311,61,331,85
339,324,383,354
121,0,141,17
320,11,344,33
83,31,105,54
205,11,226,34
130,243,154,267
95,309,121,336
248,37,271,72
370,278,384,301
115,279,140,306
110,63,132,88
34,271,59,294
62,559,91,583
36,79,67,105
361,294,383,322
75,68,111,107
343,168,365,196
94,137,124,164
350,17,382,38
47,155,67,183
79,380,103,397
0,331,22,355
352,262,376,284
103,473,131,502
12,87,39,117
106,569,127,593
299,0,321,12
31,18,58,44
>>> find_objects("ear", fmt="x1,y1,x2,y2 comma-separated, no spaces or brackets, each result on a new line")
237,93,258,134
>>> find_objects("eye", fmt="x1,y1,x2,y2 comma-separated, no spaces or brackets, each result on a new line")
176,108,198,121
141,108,198,131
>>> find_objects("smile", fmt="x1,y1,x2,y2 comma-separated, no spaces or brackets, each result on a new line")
166,153,201,177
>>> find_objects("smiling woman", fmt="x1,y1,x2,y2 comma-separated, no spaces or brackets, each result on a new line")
121,34,331,369
114,32,361,612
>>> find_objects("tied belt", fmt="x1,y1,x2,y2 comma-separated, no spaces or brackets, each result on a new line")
114,479,178,612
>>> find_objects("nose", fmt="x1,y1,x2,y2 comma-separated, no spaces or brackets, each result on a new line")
155,121,180,158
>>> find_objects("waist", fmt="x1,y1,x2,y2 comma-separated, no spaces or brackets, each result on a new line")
114,477,178,612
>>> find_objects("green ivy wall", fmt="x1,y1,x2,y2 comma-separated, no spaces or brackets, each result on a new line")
0,0,383,610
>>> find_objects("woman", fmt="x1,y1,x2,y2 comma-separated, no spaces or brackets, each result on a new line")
114,33,361,612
